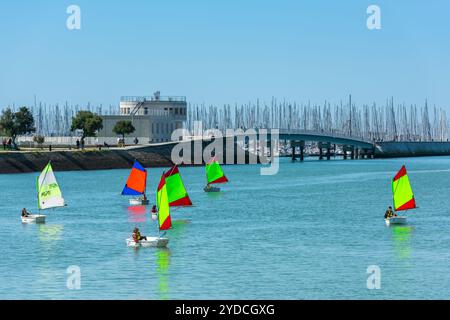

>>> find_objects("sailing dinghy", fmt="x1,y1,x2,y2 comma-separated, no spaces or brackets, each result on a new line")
126,173,172,248
22,162,65,224
386,165,417,226
122,161,149,205
204,157,228,192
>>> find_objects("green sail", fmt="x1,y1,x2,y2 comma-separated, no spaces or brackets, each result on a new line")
164,166,192,207
205,158,228,185
37,162,65,210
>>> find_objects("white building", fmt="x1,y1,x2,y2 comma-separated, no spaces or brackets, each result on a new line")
97,91,187,143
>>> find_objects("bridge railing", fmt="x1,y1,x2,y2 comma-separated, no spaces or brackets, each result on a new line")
276,129,373,143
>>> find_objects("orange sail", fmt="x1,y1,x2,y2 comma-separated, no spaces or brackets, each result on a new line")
122,161,147,195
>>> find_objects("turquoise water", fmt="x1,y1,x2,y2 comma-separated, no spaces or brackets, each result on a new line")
1,157,450,299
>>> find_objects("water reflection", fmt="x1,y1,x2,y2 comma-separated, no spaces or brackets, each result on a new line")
38,224,64,242
205,191,224,199
35,224,65,292
155,248,171,300
169,219,191,238
37,224,64,255
390,225,413,260
127,206,147,223
152,219,191,299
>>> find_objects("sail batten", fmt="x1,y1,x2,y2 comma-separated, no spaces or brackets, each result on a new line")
164,165,192,207
122,161,147,196
37,162,65,210
206,157,228,185
392,165,416,212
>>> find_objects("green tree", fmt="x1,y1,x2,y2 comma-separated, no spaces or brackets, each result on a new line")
0,107,35,148
15,107,35,135
113,120,135,143
70,111,103,139
33,135,45,148
0,108,15,137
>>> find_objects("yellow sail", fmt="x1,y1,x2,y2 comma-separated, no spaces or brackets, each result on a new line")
156,174,172,231
392,165,416,211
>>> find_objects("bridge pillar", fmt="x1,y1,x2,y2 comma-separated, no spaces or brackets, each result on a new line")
326,146,331,160
291,141,296,161
342,145,348,160
318,144,323,160
355,147,359,159
300,141,305,161
350,147,355,160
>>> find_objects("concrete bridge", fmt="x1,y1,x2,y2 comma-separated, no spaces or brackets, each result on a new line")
235,129,376,161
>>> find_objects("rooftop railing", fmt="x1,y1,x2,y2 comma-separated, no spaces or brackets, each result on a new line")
120,96,186,103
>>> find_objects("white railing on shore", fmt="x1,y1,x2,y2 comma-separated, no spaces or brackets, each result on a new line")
12,136,155,147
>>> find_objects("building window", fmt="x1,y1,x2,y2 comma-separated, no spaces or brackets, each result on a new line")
144,107,148,115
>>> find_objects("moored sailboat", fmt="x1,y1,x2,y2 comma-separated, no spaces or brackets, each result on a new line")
22,162,66,224
122,161,149,205
386,165,417,226
204,157,228,192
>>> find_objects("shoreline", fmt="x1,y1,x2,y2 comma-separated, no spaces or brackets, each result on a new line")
0,140,258,174
2,141,450,174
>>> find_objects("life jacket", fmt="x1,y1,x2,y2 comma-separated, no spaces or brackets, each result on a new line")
151,207,157,214
132,232,140,243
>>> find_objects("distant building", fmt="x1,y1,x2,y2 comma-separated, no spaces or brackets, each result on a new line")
97,91,187,143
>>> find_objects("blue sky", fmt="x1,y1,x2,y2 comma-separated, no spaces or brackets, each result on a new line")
0,0,449,108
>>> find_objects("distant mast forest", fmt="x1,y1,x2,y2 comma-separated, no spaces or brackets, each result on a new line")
1,95,448,142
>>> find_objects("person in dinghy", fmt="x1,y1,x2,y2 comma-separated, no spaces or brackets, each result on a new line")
132,227,147,243
151,205,158,220
21,208,31,218
384,206,397,220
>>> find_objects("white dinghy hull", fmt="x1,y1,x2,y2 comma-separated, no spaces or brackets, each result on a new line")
126,237,169,248
129,198,150,206
22,214,46,224
385,216,407,226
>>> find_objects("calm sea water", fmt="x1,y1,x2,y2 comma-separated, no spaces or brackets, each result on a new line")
1,156,450,299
